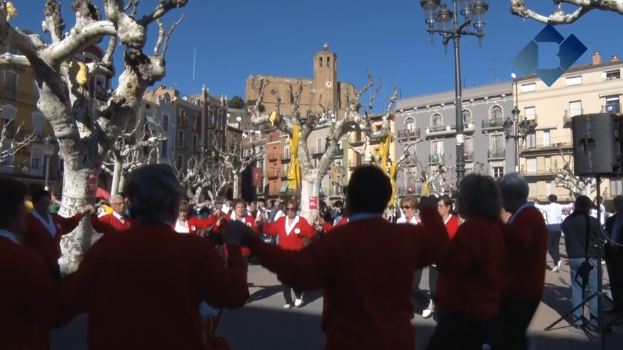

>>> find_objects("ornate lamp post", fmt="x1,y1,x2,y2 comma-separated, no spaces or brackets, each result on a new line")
420,0,488,183
504,73,532,173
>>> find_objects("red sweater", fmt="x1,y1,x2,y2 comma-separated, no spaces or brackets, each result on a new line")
0,237,59,350
95,213,132,234
23,212,83,270
217,215,258,256
503,206,547,299
60,223,248,350
436,217,506,320
175,215,220,235
247,208,448,350
263,216,315,251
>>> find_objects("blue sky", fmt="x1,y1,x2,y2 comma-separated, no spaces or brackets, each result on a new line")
12,1,623,111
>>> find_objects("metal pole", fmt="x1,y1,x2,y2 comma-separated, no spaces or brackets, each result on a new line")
44,154,50,191
452,1,465,183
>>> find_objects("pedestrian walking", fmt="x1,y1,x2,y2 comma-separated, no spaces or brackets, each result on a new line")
535,195,573,272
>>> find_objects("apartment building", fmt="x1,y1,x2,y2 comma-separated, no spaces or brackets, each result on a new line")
516,51,623,201
395,82,514,196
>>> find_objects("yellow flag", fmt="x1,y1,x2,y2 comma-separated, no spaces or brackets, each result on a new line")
422,181,430,197
287,124,301,189
269,111,279,126
388,160,397,206
379,134,391,173
6,2,17,21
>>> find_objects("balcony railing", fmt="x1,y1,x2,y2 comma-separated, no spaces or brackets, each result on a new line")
481,118,505,130
519,168,557,177
426,124,456,136
464,150,474,161
488,149,506,159
429,153,444,164
520,142,572,152
397,128,421,140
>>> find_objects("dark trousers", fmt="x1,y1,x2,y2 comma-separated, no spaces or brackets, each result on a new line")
283,284,302,305
429,266,439,299
426,313,501,350
605,245,623,310
547,224,562,264
497,298,540,350
51,263,61,283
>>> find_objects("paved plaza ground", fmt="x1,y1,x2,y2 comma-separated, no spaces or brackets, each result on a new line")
52,248,623,350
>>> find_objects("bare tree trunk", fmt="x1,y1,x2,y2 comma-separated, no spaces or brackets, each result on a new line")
233,173,241,199
193,186,203,203
299,170,320,223
110,158,122,196
58,166,97,275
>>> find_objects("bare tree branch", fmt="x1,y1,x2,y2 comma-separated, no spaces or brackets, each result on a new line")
138,0,188,26
0,120,37,163
509,0,622,24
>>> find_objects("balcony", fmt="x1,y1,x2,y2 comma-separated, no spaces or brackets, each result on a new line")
519,168,557,177
488,148,506,159
481,118,505,132
429,153,444,164
464,150,474,161
426,124,456,137
520,142,572,155
397,128,421,142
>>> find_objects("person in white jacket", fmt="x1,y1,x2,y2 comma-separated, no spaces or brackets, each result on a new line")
535,194,573,272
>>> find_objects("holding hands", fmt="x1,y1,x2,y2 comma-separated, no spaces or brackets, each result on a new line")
223,221,255,246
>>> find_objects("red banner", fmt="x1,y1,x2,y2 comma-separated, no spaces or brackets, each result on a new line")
252,167,263,186
309,196,318,210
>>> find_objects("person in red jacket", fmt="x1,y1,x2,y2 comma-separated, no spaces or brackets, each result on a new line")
0,177,60,350
175,200,221,235
263,199,315,308
23,188,94,282
96,194,132,234
60,164,248,350
497,173,548,349
226,165,449,350
428,174,506,350
218,199,258,259
422,195,461,319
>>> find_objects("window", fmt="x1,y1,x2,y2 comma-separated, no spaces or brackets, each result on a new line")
4,70,17,94
176,155,183,170
405,117,415,133
490,105,503,120
526,133,536,148
1,106,16,137
490,134,505,152
192,113,199,130
524,106,536,120
521,83,536,92
431,140,443,158
192,134,198,150
431,114,442,127
160,140,168,158
318,57,323,68
605,70,620,80
217,110,225,129
544,156,551,170
327,56,331,68
30,145,43,173
283,144,290,159
208,108,215,127
462,110,471,124
315,138,322,154
31,112,44,135
526,158,537,174
177,130,184,148
569,100,582,117
177,110,185,127
216,133,223,148
207,130,214,149
492,167,504,179
565,76,582,86
464,137,473,160
542,130,551,147
606,96,620,113
162,114,169,132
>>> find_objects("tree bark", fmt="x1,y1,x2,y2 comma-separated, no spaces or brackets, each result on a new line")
233,173,241,199
110,158,122,195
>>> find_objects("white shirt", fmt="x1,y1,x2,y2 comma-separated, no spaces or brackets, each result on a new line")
0,229,19,244
285,216,299,236
534,202,573,225
113,211,125,223
175,220,190,234
396,215,418,225
590,204,606,225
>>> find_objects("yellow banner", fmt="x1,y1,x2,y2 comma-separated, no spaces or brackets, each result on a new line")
287,124,301,189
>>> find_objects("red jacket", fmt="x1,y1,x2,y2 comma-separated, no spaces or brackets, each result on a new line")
95,213,132,234
436,217,506,320
502,206,547,299
60,223,249,350
326,216,348,232
263,216,315,251
23,212,83,270
0,237,59,350
247,208,448,350
175,215,220,235
445,215,460,239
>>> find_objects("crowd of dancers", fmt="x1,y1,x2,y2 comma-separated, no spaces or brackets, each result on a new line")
1,163,623,350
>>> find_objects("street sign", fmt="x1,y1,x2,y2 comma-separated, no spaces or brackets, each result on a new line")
309,196,318,210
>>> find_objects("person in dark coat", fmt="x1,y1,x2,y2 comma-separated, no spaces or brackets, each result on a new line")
561,195,605,329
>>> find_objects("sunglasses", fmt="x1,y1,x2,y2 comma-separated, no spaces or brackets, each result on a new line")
287,207,297,211
401,206,411,209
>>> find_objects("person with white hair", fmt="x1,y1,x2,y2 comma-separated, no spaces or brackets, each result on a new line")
496,173,548,349
60,164,249,349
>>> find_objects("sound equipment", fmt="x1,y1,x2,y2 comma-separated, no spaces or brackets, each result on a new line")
571,113,622,177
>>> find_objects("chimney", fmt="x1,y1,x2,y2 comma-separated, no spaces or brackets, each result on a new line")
592,51,602,65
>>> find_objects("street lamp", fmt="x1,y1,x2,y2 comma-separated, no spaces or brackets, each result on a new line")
504,73,533,173
420,0,489,183
43,136,55,191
